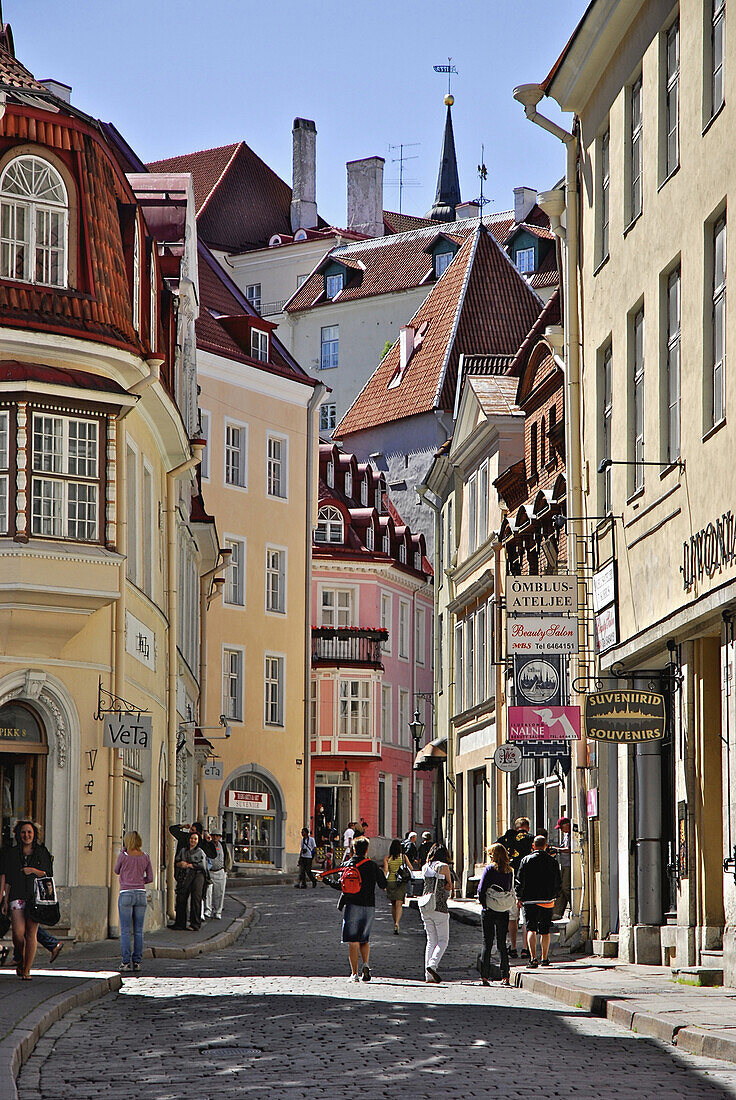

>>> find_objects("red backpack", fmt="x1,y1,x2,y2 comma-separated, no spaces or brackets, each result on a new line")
340,858,369,894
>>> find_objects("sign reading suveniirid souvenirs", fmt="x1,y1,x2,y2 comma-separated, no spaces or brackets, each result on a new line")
506,574,577,614
584,691,666,743
508,705,581,742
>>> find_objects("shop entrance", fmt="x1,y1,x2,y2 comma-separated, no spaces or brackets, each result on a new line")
222,771,282,867
0,703,47,848
315,773,353,839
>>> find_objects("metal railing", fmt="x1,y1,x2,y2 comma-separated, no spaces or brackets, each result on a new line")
261,299,288,316
311,626,387,668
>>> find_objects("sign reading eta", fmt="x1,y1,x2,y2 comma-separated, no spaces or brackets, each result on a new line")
103,714,152,750
584,691,666,743
506,574,577,614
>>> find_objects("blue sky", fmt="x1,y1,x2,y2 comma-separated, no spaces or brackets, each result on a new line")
11,0,588,225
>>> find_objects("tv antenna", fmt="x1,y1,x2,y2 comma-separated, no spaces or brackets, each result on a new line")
386,142,420,216
433,58,458,98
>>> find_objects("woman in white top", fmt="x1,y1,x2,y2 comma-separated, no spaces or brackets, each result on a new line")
420,843,454,983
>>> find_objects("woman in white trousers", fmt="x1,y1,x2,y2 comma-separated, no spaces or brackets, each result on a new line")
419,843,454,983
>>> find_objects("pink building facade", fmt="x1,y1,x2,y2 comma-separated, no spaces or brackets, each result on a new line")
311,443,434,855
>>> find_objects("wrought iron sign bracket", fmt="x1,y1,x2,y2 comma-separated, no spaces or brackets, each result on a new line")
94,677,151,721
724,846,736,880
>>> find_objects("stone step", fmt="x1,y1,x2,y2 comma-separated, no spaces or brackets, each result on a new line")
701,949,724,965
673,966,724,987
592,938,619,957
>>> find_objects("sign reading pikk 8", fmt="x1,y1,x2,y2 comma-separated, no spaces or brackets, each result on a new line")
584,691,666,743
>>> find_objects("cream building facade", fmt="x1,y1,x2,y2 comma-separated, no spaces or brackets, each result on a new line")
524,0,736,977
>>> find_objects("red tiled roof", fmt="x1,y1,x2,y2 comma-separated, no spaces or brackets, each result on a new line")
149,141,295,252
196,243,316,387
335,226,543,436
507,290,561,378
0,30,49,93
0,360,128,394
383,211,437,234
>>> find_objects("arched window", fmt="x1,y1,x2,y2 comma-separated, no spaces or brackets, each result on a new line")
315,506,343,544
360,479,368,506
399,542,407,564
0,155,68,287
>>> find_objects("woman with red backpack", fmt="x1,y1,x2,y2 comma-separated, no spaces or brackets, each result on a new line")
318,836,386,982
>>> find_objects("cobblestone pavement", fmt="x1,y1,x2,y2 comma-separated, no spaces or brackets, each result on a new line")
17,885,736,1099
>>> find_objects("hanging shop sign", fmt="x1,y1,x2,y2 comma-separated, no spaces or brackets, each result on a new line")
587,787,599,818
203,760,224,781
592,561,616,614
493,743,524,772
506,574,577,615
102,713,152,750
225,790,269,811
509,705,581,742
681,509,736,590
507,615,578,655
595,604,618,654
584,691,666,743
513,654,563,707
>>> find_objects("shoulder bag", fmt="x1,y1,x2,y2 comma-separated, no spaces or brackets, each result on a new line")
484,882,516,912
395,858,412,885
417,865,442,914
28,875,61,926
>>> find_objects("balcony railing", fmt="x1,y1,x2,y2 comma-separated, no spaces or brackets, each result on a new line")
311,626,388,669
261,299,288,316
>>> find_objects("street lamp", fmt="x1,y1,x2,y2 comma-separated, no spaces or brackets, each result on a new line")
408,709,425,830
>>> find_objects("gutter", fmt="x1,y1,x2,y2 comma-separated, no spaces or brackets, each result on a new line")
304,382,327,832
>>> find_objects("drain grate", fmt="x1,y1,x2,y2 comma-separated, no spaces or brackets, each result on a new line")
199,1045,262,1058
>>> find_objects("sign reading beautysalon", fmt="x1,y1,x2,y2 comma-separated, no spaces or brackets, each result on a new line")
506,574,577,615
507,615,578,654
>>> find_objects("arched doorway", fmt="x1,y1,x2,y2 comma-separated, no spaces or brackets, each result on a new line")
220,768,284,869
0,702,48,848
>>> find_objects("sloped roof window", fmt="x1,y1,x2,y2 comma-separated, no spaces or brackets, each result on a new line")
1,155,68,288
326,272,344,299
315,506,343,544
435,250,453,277
515,246,535,274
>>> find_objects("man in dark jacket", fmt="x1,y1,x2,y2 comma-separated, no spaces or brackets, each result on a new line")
516,835,562,967
497,817,533,957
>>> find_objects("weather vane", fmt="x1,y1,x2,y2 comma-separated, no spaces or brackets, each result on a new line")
433,57,458,102
474,146,491,224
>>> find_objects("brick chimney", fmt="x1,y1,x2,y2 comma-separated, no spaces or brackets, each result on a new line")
514,186,537,224
347,157,385,239
291,118,318,232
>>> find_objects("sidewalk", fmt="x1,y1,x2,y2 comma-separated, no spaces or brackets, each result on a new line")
447,899,736,1066
0,889,252,1100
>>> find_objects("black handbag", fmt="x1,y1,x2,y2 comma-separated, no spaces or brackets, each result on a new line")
27,875,61,926
395,864,411,885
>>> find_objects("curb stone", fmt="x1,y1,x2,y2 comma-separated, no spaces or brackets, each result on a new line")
515,969,736,1064
8,896,252,1099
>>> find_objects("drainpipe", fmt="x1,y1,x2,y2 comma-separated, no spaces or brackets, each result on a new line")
492,532,505,840
108,416,128,938
416,484,445,840
304,383,327,835
513,83,589,935
196,550,231,827
165,442,204,919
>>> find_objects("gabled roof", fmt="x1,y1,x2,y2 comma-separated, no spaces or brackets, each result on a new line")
468,375,521,418
383,210,437,234
335,225,543,436
148,141,299,252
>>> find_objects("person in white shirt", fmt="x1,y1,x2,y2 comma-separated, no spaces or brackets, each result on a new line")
295,827,317,888
343,823,355,860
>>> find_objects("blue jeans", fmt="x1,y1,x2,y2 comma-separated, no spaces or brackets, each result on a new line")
118,890,147,964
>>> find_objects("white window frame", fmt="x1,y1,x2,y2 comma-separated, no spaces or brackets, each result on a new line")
381,591,392,653
224,535,246,607
326,459,335,488
142,459,154,598
398,599,409,660
629,76,643,224
320,587,354,628
601,343,613,514
320,325,339,370
319,403,337,432
454,620,464,714
366,525,374,551
666,267,681,462
435,250,453,277
415,606,426,667
664,20,680,179
31,412,99,543
224,419,248,489
326,272,344,299
222,645,244,722
315,506,343,544
0,155,68,288
711,0,726,120
514,246,535,274
476,605,487,703
338,679,371,737
599,128,610,265
713,214,727,426
265,544,287,614
199,410,211,480
467,471,478,554
266,433,288,500
245,283,261,313
381,684,392,743
344,469,353,499
251,328,269,363
632,308,645,492
264,653,285,727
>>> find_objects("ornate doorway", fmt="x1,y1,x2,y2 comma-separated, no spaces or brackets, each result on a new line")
0,702,48,847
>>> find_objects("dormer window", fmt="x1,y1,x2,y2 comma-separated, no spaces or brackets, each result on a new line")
375,487,381,511
399,543,407,564
327,459,335,488
382,533,390,554
0,155,68,288
514,247,535,274
366,526,374,551
251,328,269,362
414,551,422,570
326,273,344,299
360,479,368,506
294,229,308,241
344,470,352,498
315,506,343,544
435,250,453,277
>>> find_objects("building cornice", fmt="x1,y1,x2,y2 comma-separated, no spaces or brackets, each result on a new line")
197,347,316,409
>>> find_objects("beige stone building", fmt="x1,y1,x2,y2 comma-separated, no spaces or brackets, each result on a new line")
522,0,736,978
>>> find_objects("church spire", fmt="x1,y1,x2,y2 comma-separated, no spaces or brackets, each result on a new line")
427,95,461,222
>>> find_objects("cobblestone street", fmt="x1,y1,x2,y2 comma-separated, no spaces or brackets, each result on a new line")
16,886,736,1099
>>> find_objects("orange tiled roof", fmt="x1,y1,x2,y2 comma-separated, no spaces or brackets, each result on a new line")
148,143,240,214
335,226,543,436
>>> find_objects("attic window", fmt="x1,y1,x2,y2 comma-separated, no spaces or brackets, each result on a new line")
0,155,68,288
251,329,269,362
344,470,352,498
294,229,308,241
246,283,261,313
382,532,390,554
326,273,344,299
435,250,453,277
366,526,374,551
414,551,422,571
515,247,535,274
269,235,283,247
327,459,335,488
360,479,368,506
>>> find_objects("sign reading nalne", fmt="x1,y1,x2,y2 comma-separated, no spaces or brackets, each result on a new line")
506,574,577,614
584,691,666,743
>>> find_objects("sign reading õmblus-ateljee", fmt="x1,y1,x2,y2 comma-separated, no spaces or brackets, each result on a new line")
506,574,577,615
584,691,666,743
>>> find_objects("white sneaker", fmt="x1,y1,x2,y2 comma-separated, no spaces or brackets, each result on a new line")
350,973,360,982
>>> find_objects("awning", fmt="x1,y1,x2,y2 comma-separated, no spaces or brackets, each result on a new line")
413,734,447,771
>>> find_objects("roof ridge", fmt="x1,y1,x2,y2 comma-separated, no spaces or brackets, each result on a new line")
197,140,244,218
148,140,241,167
328,211,514,257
